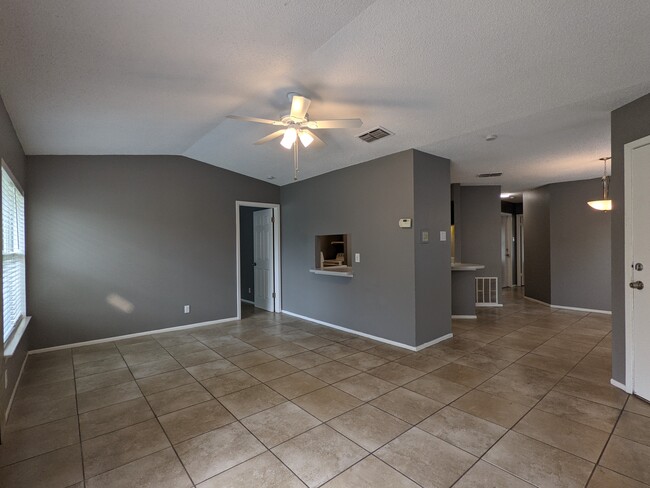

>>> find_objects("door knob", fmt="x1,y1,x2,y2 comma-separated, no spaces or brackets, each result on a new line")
630,281,644,290
635,263,644,271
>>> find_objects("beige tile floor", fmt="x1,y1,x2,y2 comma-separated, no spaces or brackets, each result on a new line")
1,289,650,487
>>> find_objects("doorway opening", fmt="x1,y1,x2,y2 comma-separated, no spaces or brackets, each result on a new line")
501,213,514,287
236,201,281,319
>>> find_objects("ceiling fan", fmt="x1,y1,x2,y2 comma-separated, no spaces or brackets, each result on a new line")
227,93,362,180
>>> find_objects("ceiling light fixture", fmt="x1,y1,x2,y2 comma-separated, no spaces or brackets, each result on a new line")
280,127,297,149
298,130,314,148
587,157,612,211
226,93,362,180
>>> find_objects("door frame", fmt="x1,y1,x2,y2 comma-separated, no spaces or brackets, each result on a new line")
623,134,650,393
236,201,281,318
516,214,524,286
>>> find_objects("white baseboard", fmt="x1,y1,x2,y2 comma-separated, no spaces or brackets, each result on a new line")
281,309,452,352
452,315,477,319
475,303,503,308
414,334,454,351
524,296,551,306
611,378,632,394
524,296,611,315
551,304,612,315
241,299,254,305
4,352,28,422
29,317,239,355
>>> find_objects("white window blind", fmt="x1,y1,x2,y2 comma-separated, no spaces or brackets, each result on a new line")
2,166,26,343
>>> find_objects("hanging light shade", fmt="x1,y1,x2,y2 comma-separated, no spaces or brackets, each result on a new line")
298,130,314,148
280,127,297,149
588,157,612,211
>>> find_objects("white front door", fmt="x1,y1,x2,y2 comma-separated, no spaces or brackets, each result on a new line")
253,208,274,312
626,136,650,401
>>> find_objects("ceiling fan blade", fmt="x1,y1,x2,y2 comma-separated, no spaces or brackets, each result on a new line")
254,129,286,145
290,95,311,119
306,118,363,129
302,129,325,147
226,115,284,126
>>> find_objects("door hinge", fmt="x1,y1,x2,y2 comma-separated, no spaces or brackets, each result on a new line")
271,217,275,223
272,292,276,298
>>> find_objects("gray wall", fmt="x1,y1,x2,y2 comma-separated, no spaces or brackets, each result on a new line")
459,186,502,291
26,155,279,349
550,179,611,311
413,151,451,344
281,149,451,347
611,92,650,383
0,95,28,432
523,187,552,303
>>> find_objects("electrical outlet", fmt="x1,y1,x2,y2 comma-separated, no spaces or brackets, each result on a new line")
184,305,190,314
248,288,251,294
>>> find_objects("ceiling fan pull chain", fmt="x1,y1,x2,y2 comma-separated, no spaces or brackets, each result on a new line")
293,142,299,180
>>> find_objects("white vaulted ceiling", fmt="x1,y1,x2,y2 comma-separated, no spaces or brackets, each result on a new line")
1,1,650,189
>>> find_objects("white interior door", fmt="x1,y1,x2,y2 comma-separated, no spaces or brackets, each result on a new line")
501,214,513,287
253,208,274,312
627,137,650,400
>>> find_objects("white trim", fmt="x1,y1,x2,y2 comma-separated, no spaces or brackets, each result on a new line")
3,316,31,357
241,299,255,305
236,201,281,319
452,315,477,319
415,334,454,351
550,304,611,315
623,136,650,398
611,378,633,394
281,309,452,351
475,303,503,308
524,296,551,307
4,352,28,422
28,317,238,354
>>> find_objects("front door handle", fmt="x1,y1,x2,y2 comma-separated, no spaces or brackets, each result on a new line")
630,281,644,290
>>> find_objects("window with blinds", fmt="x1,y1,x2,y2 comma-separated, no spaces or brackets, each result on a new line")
2,166,26,343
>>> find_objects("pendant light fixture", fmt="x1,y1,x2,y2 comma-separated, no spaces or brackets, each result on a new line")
587,157,612,211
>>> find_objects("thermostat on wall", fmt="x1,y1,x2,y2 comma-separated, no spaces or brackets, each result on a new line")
399,218,412,228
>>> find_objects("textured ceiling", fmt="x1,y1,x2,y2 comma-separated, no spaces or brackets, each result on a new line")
2,1,650,190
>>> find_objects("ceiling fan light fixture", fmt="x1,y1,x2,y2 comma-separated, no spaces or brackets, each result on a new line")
280,128,297,149
298,130,314,148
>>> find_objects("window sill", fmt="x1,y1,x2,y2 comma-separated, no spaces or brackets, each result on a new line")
309,267,354,277
4,316,30,358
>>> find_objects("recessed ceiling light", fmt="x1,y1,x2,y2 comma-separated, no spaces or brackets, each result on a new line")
266,176,275,180
485,134,497,141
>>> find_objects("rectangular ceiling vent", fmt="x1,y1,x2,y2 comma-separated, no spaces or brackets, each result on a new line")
357,126,393,143
476,172,503,178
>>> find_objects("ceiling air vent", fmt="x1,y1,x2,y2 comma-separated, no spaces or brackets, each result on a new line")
476,172,503,178
357,126,393,143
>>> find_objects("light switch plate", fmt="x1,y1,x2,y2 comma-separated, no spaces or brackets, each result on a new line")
184,305,190,314
421,231,429,243
354,253,361,263
440,231,447,241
